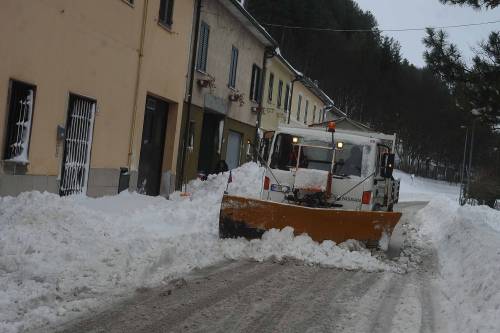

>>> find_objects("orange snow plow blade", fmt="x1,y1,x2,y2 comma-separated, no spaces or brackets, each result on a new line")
219,195,402,244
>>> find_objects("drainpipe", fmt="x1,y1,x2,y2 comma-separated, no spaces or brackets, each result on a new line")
254,47,276,161
287,76,301,124
179,0,202,189
127,0,149,171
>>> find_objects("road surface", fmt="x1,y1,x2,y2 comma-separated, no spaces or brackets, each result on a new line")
53,202,446,333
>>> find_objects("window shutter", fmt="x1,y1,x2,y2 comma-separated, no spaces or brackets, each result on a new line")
197,22,209,71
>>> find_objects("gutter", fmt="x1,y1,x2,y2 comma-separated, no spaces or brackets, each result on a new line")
127,0,149,171
179,0,203,189
254,47,276,157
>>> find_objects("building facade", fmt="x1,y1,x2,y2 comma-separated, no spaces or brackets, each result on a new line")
178,0,277,183
0,0,195,197
259,55,297,132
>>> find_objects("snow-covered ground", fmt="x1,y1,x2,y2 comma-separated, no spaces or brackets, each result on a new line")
415,198,500,333
393,169,460,202
1,164,498,332
0,163,390,333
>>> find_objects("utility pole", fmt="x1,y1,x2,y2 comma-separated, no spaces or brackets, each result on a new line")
465,117,478,204
459,125,468,205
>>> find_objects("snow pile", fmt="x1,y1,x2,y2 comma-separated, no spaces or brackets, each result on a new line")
394,170,459,202
294,169,329,191
0,163,393,333
416,198,500,333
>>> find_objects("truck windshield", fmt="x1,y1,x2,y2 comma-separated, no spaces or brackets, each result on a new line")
333,143,363,177
270,133,333,171
298,146,334,171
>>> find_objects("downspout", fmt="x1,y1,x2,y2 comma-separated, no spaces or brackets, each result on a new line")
179,0,202,189
127,0,149,171
254,47,276,160
287,76,301,124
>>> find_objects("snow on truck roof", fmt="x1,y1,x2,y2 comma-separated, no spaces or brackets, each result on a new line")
276,126,395,147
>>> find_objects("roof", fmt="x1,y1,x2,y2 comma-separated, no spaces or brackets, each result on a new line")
219,0,278,48
298,76,335,108
276,126,382,146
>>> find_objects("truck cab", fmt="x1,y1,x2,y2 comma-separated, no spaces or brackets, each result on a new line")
259,126,399,212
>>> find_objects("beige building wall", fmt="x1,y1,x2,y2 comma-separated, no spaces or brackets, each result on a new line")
191,0,265,126
260,57,296,131
0,0,194,196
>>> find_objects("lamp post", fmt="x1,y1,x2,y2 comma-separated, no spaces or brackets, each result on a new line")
465,111,481,205
459,125,468,205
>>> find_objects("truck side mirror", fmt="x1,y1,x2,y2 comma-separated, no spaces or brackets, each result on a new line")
380,153,395,178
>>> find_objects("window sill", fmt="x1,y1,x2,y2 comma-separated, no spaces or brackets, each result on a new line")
196,69,209,76
2,158,30,165
121,0,135,8
158,21,175,33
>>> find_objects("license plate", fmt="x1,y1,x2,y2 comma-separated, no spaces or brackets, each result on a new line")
270,184,290,193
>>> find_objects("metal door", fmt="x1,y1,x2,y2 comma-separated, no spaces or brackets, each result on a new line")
137,96,168,196
60,94,96,196
226,130,242,170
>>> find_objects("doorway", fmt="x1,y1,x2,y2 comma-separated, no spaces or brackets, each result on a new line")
198,112,225,175
137,96,168,196
60,94,96,196
226,130,242,170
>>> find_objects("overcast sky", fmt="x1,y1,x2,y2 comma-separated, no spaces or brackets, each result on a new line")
353,0,500,67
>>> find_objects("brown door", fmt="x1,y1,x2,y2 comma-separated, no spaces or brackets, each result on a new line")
137,96,168,196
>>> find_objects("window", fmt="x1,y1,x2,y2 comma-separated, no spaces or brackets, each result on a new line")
284,83,290,112
312,105,317,123
4,80,36,162
334,144,364,177
196,21,210,72
268,73,274,103
228,46,239,88
277,80,283,108
296,95,302,121
188,121,196,149
159,0,174,27
250,64,262,102
304,100,309,124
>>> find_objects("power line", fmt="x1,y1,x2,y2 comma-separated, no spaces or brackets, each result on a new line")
262,19,500,33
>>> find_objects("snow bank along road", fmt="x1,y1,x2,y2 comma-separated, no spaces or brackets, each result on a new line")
55,202,446,333
3,164,500,332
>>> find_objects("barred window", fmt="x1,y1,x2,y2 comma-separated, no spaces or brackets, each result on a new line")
4,80,36,163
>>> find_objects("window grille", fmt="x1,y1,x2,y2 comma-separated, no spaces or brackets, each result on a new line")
60,94,96,196
197,22,210,71
228,46,239,88
4,80,36,163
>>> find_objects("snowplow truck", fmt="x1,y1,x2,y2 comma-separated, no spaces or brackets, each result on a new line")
219,124,402,247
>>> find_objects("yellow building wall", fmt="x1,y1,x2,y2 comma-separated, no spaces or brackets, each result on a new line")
260,57,295,131
0,0,194,180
